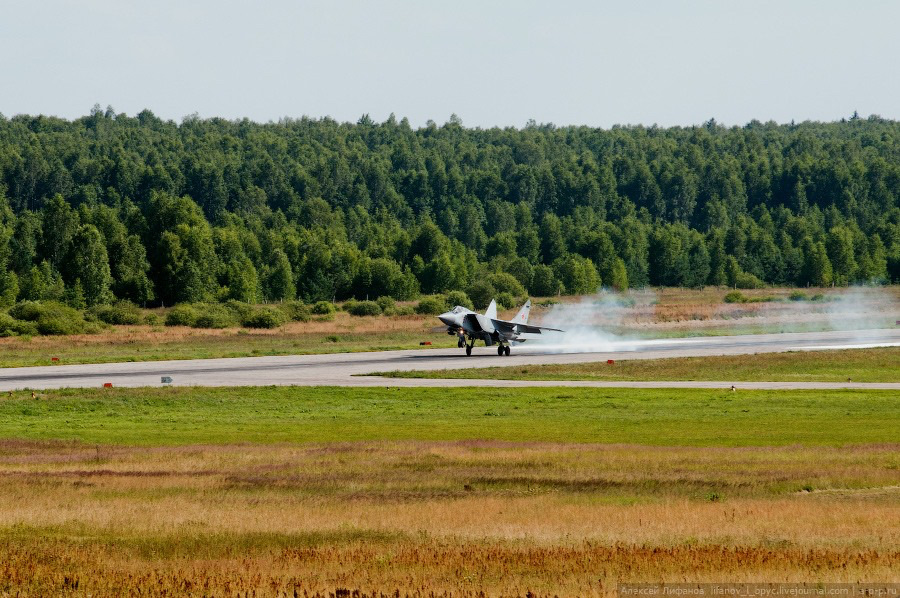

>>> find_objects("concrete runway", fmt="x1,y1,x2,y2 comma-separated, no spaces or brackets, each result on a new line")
0,328,897,391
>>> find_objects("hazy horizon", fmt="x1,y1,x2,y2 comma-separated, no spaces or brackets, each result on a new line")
2,0,898,128
2,106,887,130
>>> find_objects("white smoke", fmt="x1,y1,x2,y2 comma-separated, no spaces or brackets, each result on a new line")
822,286,900,342
516,286,899,355
749,285,900,335
519,291,653,354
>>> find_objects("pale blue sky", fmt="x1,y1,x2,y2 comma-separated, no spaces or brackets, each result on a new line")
2,0,898,127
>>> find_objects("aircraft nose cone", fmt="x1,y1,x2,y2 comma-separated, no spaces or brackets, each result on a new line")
438,313,457,327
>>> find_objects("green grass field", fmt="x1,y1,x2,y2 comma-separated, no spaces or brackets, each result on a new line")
2,385,897,446
377,347,900,383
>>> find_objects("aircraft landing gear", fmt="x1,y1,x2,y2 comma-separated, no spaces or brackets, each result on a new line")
505,345,511,356
465,344,472,356
457,336,465,348
497,345,504,356
497,344,511,356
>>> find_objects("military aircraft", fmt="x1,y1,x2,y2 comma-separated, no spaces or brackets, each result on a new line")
437,299,563,356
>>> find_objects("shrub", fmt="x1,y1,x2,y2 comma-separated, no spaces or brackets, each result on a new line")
242,306,287,328
415,295,448,315
375,296,395,313
496,292,517,310
34,318,99,335
37,317,78,335
144,313,161,326
444,290,473,310
192,304,238,329
0,313,38,337
38,311,92,335
9,301,89,335
311,301,336,315
734,272,765,289
789,291,807,301
165,304,200,327
348,300,382,316
394,305,414,316
279,300,311,322
9,301,46,322
88,302,143,325
723,291,746,304
223,299,253,321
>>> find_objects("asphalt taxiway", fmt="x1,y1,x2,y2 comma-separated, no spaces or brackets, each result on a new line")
0,328,897,391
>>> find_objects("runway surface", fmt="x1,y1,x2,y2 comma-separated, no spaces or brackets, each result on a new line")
0,328,897,391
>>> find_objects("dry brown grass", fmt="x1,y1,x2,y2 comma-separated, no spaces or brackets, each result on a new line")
0,312,455,367
0,311,433,347
0,440,897,595
3,538,897,597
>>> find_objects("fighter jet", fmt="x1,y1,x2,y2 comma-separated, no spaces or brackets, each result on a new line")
437,299,563,356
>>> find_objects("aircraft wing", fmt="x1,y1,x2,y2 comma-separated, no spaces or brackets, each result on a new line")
490,319,564,335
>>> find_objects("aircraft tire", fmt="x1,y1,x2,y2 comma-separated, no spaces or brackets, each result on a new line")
497,345,504,356
504,345,511,356
458,338,464,348
465,345,472,356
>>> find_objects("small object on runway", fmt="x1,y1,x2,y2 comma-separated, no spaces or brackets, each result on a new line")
161,376,173,384
103,382,113,388
419,341,432,346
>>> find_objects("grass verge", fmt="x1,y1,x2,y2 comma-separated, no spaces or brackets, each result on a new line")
1,385,897,446
0,325,457,368
375,347,900,383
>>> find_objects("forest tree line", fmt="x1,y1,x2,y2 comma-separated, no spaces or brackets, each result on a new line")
0,107,898,309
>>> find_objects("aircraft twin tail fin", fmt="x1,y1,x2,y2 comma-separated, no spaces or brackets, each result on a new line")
513,299,531,324
484,299,498,320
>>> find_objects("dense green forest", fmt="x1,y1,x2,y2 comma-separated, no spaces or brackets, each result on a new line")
0,107,898,309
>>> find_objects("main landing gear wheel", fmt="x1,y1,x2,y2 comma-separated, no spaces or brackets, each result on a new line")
465,344,472,356
497,345,504,356
504,345,511,356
